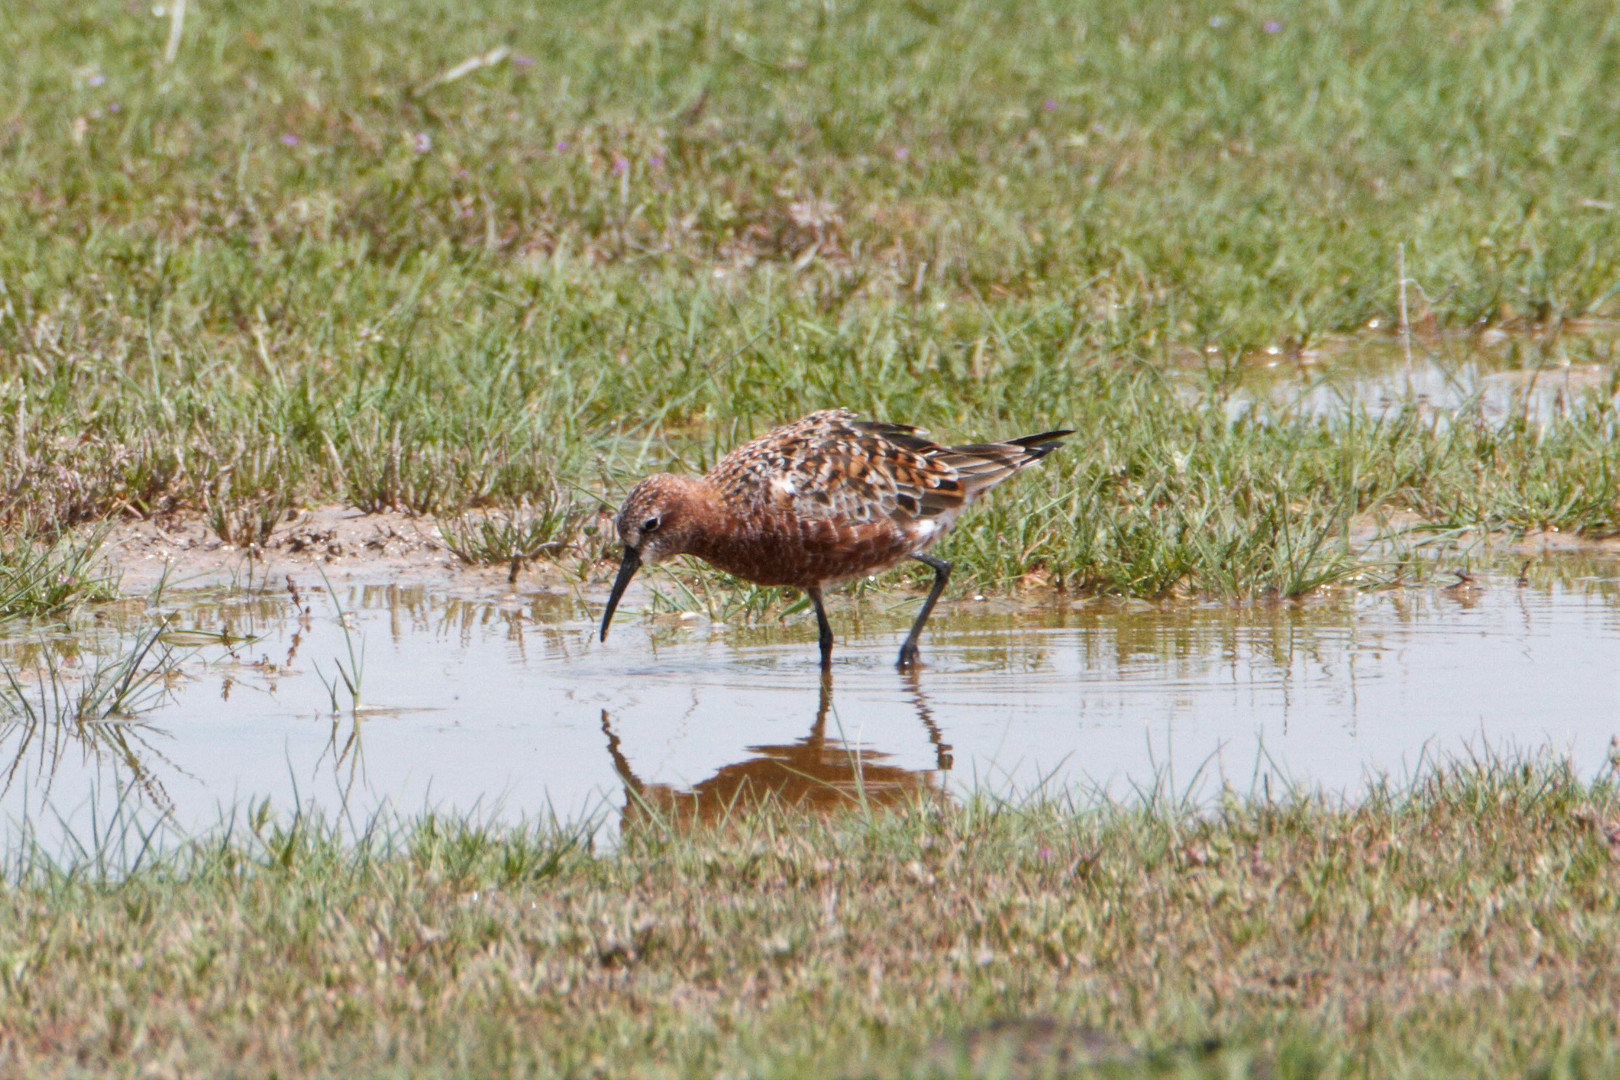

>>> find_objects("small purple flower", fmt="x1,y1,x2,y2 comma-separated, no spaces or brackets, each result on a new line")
1038,847,1053,862
412,132,432,153
107,102,120,113
512,54,536,68
1043,98,1057,112
894,147,909,161
88,74,106,88
649,154,664,169
611,155,628,176
555,140,570,152
455,167,469,179
280,133,299,147
1264,19,1283,33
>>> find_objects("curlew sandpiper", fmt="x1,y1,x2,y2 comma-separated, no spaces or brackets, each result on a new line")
599,409,1072,668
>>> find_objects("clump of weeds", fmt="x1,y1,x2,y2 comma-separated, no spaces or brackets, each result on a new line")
437,485,580,582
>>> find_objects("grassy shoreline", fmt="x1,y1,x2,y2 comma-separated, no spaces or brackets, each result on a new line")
2,758,1618,1077
1,0,1618,606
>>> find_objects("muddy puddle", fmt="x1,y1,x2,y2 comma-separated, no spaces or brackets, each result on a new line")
1,556,1616,852
1182,334,1618,422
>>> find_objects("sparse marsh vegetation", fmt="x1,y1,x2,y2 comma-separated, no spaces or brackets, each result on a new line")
3,760,1620,1078
437,487,581,580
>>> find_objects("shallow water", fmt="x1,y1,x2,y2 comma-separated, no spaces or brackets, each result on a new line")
1,557,1617,852
1185,336,1617,423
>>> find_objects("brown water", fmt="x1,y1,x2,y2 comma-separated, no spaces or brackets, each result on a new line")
1,558,1616,852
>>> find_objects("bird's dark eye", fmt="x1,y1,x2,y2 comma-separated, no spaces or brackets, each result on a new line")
642,516,661,533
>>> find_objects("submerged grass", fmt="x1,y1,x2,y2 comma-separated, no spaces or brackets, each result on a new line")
0,0,1618,602
0,620,186,808
2,759,1618,1077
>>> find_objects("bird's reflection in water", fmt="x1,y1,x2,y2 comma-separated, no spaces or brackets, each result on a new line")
601,671,953,830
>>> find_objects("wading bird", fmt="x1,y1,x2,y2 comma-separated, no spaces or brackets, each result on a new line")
599,409,1071,668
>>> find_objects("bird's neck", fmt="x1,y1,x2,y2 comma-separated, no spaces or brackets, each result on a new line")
673,482,763,571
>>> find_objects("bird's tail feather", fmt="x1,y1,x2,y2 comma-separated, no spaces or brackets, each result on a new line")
937,429,1074,495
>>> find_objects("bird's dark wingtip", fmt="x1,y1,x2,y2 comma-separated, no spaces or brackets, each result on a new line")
1011,429,1076,458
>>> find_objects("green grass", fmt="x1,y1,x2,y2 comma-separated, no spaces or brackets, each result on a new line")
3,759,1619,1077
437,487,581,578
0,531,117,621
0,0,1618,603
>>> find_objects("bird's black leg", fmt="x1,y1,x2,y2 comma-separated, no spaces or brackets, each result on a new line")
897,554,951,668
807,585,834,668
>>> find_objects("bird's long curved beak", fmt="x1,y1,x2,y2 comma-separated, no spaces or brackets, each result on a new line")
599,546,641,642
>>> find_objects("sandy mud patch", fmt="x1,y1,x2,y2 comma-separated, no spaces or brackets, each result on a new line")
99,505,590,593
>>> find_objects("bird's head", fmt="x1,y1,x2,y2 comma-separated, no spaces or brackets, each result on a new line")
599,474,707,642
